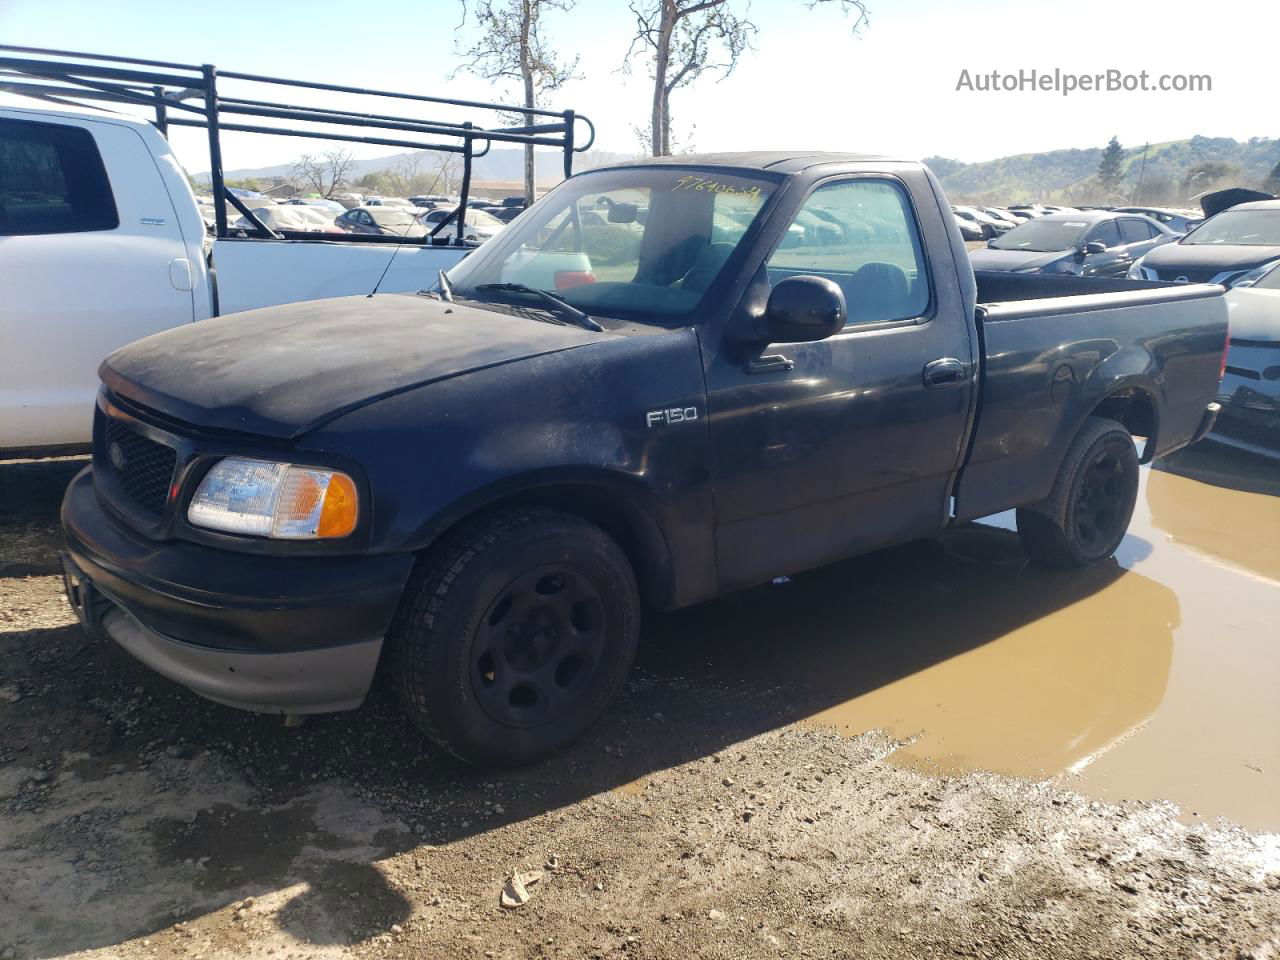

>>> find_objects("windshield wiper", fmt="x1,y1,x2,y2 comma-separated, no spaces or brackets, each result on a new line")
438,269,454,302
474,282,604,332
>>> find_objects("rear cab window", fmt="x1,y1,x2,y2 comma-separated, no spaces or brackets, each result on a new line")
0,118,118,236
767,178,930,327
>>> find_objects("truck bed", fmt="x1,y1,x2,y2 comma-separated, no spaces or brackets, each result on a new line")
976,270,1186,304
956,272,1228,521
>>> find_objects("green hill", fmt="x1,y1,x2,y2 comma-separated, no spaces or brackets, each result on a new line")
928,135,1280,207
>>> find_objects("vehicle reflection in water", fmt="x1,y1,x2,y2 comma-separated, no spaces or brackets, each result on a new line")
1149,444,1280,583
640,445,1279,831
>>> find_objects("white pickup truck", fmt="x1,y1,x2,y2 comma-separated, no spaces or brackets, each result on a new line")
0,106,470,456
0,45,593,457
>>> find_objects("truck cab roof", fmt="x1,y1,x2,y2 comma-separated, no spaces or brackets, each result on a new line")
594,151,903,175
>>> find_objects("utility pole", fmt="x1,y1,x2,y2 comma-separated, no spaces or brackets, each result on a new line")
1132,142,1149,203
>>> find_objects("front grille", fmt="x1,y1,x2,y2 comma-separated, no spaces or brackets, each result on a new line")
99,418,177,517
1153,267,1221,284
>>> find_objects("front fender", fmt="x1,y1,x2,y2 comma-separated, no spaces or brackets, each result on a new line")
301,329,717,609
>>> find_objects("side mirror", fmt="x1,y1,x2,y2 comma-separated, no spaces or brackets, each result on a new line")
1082,240,1107,256
763,275,846,343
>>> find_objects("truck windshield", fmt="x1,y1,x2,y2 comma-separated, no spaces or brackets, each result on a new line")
989,219,1089,252
444,167,779,323
1182,210,1280,246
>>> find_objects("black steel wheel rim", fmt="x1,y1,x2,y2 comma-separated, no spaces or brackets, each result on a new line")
470,564,607,728
1073,441,1131,553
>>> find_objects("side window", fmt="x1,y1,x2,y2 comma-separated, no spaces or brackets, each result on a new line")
1089,220,1122,248
0,119,118,236
767,179,929,326
1120,219,1151,245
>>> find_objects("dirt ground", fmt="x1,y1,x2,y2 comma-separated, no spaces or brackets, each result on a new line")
2,452,1278,960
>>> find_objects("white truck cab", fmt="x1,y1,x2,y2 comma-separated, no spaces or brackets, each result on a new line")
0,106,472,455
0,47,594,457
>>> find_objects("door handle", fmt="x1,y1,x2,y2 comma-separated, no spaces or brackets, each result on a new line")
923,357,966,387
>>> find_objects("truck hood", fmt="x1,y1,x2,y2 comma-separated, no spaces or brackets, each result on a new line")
100,293,614,439
967,247,1068,272
1142,242,1280,275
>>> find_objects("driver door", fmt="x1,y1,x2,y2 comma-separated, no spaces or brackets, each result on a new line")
704,176,976,591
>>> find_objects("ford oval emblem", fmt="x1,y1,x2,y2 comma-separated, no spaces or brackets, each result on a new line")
108,441,127,471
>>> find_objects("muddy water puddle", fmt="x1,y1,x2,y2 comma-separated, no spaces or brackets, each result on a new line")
642,450,1279,831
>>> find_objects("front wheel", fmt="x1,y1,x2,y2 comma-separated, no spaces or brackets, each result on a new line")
390,508,640,766
1017,417,1140,568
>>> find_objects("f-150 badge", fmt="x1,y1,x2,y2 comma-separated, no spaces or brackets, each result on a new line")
647,407,698,428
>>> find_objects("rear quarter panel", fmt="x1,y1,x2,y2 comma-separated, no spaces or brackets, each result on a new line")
955,284,1227,521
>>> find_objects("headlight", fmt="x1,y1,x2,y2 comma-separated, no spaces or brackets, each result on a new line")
188,458,359,539
1228,260,1279,289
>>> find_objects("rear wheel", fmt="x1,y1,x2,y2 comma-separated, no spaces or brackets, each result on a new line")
390,508,640,766
1017,417,1140,568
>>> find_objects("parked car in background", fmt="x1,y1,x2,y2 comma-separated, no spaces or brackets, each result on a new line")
487,205,527,224
364,196,416,208
1113,206,1202,235
954,214,985,241
409,194,452,207
982,207,1024,228
234,205,343,235
1211,260,1280,458
285,197,347,216
952,205,1013,238
970,211,1175,277
416,205,506,242
1128,200,1280,288
335,205,428,237
194,195,217,230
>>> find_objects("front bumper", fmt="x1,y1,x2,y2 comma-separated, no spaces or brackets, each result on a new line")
61,467,416,713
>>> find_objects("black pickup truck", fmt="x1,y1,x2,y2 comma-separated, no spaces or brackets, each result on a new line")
61,152,1228,765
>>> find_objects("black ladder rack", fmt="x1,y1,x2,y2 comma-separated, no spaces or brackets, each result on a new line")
0,44,595,242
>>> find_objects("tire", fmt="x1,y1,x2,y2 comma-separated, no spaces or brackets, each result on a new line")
1016,416,1140,569
390,508,641,766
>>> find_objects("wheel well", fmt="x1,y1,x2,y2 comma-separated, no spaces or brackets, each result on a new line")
1089,387,1158,461
430,484,671,609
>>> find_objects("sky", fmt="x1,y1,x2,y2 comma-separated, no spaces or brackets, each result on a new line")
1,0,1275,176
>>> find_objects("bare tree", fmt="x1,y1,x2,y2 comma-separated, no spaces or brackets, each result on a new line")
626,0,869,157
290,149,356,198
429,153,463,195
455,0,579,204
388,151,430,195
